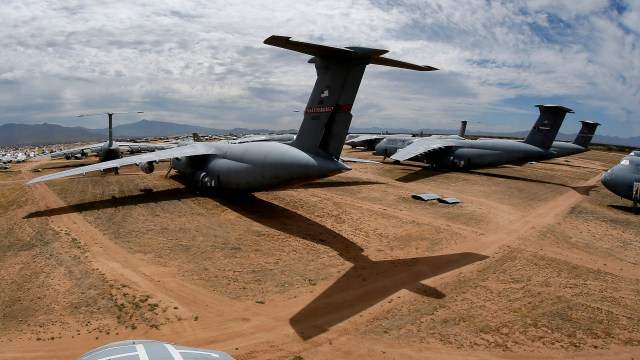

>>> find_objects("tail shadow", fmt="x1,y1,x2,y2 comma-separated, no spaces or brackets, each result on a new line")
214,194,488,340
24,187,194,218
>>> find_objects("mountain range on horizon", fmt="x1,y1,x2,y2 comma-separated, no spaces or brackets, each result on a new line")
0,120,638,148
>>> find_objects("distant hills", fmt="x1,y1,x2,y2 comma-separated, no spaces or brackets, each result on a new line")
0,121,638,147
0,120,297,147
0,123,104,147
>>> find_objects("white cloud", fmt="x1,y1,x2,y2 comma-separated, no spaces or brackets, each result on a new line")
0,0,637,137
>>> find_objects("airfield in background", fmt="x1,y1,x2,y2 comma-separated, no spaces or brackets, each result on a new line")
0,145,638,359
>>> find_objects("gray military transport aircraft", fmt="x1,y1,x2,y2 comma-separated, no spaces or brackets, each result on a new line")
76,340,235,360
39,112,173,166
29,36,437,190
601,150,640,211
373,105,576,170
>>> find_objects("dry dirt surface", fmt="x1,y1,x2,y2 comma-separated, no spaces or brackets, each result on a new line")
0,149,639,359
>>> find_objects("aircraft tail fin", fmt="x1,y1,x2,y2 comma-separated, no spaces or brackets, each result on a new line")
192,133,204,142
572,120,600,148
458,120,468,137
523,105,574,150
264,35,437,159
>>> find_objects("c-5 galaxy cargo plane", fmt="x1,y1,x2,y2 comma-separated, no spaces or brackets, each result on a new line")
40,112,173,164
29,36,437,190
601,151,640,211
374,105,574,170
346,120,468,150
545,120,600,158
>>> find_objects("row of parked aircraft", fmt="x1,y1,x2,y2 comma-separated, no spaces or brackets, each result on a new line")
26,35,638,206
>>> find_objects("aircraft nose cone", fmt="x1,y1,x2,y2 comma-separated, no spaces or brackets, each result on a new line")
600,169,614,190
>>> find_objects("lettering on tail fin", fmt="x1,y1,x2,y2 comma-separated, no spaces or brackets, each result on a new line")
524,104,574,150
264,35,437,159
572,120,600,148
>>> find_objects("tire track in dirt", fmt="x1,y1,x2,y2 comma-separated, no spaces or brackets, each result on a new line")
18,180,332,359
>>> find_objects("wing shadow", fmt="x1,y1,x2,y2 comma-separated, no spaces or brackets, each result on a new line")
214,194,488,340
295,180,384,189
24,188,194,218
395,167,440,183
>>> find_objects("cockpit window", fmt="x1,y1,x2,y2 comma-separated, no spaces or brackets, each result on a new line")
620,159,630,165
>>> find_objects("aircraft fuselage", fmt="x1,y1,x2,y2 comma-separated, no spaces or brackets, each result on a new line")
170,141,351,191
445,140,553,169
601,154,640,201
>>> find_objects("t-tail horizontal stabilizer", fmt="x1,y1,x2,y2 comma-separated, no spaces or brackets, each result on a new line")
264,36,437,159
264,36,438,72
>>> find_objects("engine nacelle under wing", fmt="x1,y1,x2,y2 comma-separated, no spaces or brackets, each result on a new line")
139,161,155,174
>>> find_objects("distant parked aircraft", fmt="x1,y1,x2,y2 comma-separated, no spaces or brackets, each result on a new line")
28,35,437,190
374,105,575,170
40,112,173,168
546,120,600,158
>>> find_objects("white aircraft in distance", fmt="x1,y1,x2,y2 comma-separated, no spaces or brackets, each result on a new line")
1,153,26,163
29,35,436,190
38,112,174,167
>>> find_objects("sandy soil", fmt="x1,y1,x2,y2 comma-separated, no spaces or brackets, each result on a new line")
0,148,638,359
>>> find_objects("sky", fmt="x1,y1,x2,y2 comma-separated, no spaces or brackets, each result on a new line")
0,0,638,137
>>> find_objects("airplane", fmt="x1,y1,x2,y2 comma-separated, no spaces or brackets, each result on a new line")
38,112,174,168
601,151,640,211
1,163,10,170
376,119,598,162
348,120,469,151
372,123,470,159
77,339,235,360
28,35,437,190
545,120,600,158
373,105,575,170
345,133,413,150
1,152,26,163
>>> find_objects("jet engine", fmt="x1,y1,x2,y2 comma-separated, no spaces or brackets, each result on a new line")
139,161,156,174
193,170,214,187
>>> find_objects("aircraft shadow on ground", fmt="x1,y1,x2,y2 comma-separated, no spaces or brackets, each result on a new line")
607,204,640,215
214,194,489,340
295,180,384,189
540,160,607,171
24,188,194,218
471,171,599,195
395,167,440,183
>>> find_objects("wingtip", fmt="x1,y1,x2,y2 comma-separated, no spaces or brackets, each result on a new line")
264,35,291,45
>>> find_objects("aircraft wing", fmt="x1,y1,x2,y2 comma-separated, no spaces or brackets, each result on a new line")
344,134,385,145
340,156,380,164
229,135,271,144
390,139,453,161
28,142,216,184
117,141,176,152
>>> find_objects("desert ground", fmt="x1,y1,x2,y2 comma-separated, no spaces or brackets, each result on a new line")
0,147,638,359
